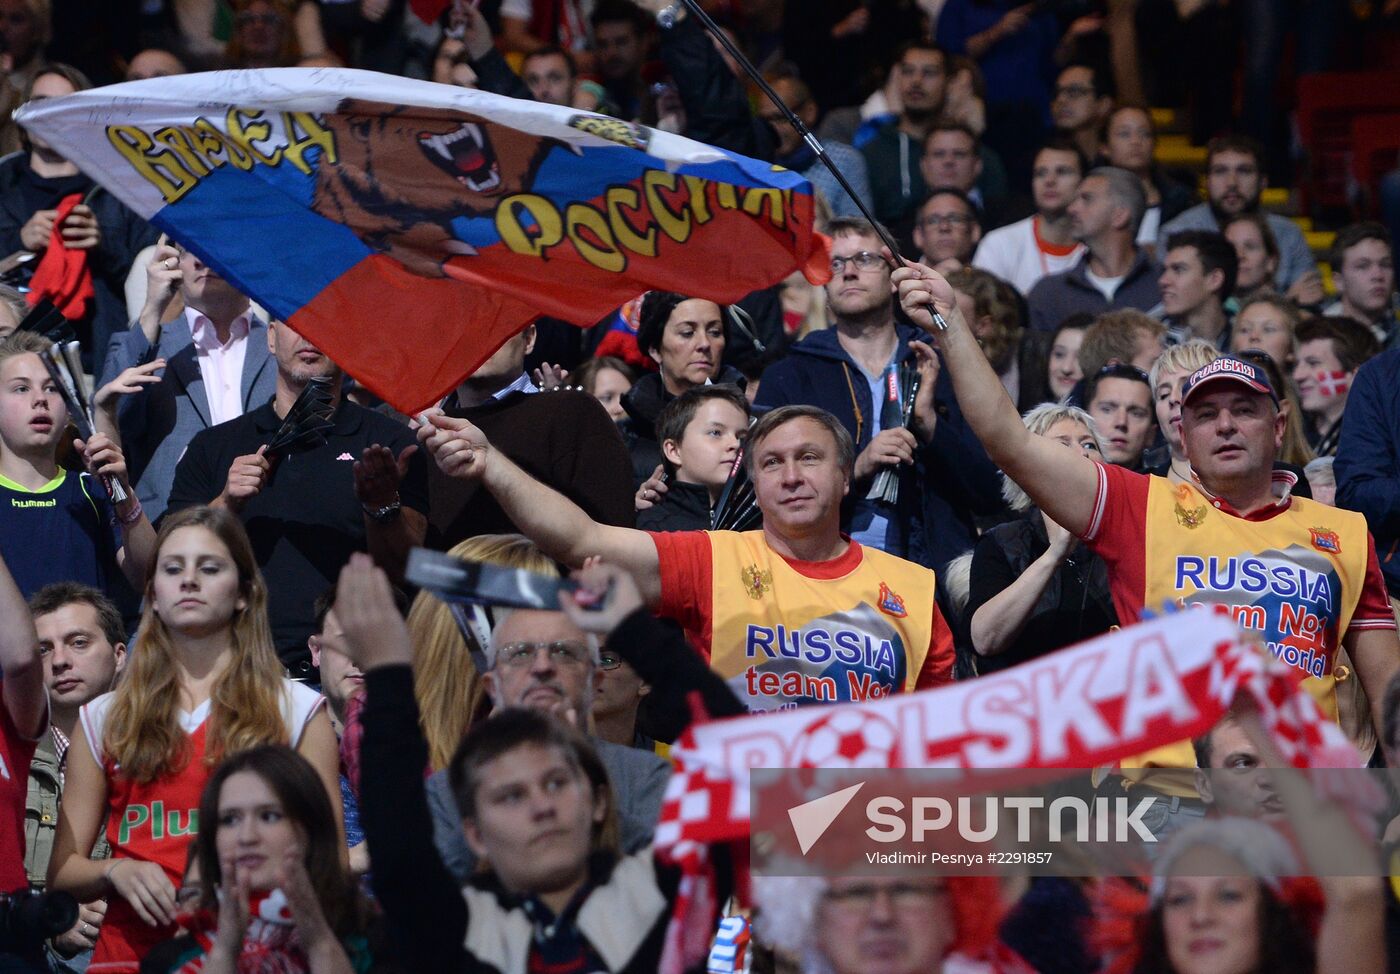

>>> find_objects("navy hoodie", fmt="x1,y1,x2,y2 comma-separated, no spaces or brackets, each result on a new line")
755,323,1005,572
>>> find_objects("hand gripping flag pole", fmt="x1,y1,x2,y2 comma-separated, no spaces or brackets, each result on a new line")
678,0,952,332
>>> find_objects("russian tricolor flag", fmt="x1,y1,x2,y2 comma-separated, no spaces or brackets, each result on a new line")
17,68,829,412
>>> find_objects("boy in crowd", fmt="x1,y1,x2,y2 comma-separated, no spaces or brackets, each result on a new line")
0,331,154,599
637,386,750,532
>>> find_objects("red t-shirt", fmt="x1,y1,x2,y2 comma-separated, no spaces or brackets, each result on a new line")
0,689,40,891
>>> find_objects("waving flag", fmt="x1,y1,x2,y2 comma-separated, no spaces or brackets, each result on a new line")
654,607,1359,852
16,69,828,412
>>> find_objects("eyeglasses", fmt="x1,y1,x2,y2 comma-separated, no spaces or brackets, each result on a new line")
829,251,886,274
496,641,592,668
823,881,947,912
599,650,623,671
237,11,282,26
1054,84,1094,99
919,213,974,229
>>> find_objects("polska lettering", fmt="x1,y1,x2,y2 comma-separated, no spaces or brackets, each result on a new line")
719,631,1200,770
118,801,197,844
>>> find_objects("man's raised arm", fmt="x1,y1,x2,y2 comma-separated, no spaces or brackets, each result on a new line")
891,259,1101,537
416,412,662,603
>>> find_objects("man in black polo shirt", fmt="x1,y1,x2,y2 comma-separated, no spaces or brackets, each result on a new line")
166,320,427,678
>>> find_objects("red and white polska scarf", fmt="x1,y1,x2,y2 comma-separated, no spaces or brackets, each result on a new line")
654,607,1358,974
179,889,310,974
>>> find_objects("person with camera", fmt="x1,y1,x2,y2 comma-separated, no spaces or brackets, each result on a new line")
0,550,52,972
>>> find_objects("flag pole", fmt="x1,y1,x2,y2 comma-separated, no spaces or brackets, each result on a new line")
676,0,950,331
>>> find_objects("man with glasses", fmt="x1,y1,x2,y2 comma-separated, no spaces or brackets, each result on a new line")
757,216,1002,571
1050,64,1114,166
423,583,670,882
913,188,982,273
1158,135,1317,292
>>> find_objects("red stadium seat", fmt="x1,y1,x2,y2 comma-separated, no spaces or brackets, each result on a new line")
1296,71,1400,215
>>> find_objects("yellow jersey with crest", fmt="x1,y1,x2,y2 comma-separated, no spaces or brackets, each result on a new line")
1084,463,1394,790
651,530,952,714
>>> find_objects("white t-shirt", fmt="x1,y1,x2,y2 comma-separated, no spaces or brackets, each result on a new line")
972,216,1086,296
81,680,324,765
1084,269,1126,301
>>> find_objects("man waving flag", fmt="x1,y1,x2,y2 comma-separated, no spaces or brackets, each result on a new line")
17,69,829,412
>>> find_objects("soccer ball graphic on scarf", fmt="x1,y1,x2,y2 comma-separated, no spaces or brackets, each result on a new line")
791,708,898,768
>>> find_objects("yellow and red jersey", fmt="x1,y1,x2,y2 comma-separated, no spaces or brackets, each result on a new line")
1084,463,1395,787
650,530,953,714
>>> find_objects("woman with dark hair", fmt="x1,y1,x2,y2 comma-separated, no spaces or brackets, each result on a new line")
0,62,159,371
48,507,339,974
1222,212,1282,301
143,745,381,973
619,291,745,484
571,356,636,424
1045,314,1091,402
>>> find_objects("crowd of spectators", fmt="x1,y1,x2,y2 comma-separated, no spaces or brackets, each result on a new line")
1,0,1400,973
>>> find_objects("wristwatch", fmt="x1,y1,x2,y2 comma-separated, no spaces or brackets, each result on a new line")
656,1,684,28
363,497,402,522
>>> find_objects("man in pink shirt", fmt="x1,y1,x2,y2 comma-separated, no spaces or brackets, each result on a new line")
97,238,277,521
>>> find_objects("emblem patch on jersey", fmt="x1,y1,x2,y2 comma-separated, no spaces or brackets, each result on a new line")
741,564,773,600
877,582,907,618
1175,501,1207,529
1173,483,1206,529
1309,527,1341,553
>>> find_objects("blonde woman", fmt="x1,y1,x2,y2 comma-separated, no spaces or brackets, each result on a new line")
48,507,339,974
406,533,557,772
967,404,1118,670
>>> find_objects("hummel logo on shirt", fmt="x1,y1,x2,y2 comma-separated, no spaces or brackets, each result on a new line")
336,453,354,461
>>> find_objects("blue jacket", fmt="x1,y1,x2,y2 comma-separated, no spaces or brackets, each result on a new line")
100,314,277,522
755,324,1004,572
1335,346,1400,596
